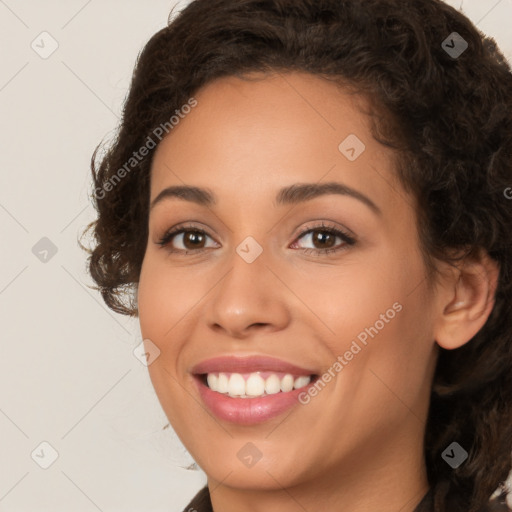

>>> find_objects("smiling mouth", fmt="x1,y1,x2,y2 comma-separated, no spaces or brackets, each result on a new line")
198,371,319,398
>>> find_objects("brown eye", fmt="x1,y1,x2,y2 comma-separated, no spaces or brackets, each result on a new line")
181,231,207,249
157,226,218,253
291,222,356,256
309,230,337,249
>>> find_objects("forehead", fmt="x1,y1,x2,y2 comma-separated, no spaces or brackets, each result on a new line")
149,71,405,214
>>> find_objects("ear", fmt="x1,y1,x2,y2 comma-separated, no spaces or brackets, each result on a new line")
433,249,500,350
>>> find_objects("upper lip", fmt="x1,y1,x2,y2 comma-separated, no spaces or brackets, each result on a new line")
190,355,317,376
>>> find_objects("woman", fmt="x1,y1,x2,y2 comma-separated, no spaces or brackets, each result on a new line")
82,0,512,510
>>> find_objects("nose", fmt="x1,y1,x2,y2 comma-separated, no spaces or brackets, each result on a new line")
204,248,291,340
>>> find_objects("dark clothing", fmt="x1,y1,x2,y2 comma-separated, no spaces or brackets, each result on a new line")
182,485,435,512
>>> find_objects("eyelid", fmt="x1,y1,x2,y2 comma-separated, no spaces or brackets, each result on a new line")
293,220,355,243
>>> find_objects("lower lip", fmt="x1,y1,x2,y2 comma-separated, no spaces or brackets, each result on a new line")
194,376,312,425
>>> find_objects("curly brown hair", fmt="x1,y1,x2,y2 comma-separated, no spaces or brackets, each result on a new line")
81,0,512,510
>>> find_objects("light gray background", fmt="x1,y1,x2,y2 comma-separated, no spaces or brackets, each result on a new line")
0,1,511,511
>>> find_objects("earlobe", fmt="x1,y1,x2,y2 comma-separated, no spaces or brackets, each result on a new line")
434,250,500,351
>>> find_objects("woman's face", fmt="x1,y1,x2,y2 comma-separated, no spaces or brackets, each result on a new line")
137,71,438,492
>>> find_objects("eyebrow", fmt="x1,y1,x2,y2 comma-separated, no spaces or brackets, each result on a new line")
150,182,381,215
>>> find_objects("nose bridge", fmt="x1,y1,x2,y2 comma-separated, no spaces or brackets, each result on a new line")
204,235,290,337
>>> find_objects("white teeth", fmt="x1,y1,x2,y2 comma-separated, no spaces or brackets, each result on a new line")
228,373,246,397
246,374,265,396
217,373,229,393
294,376,311,389
206,373,217,390
206,372,311,397
280,374,294,392
265,374,281,395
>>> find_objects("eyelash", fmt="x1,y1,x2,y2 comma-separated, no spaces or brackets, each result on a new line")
156,221,356,257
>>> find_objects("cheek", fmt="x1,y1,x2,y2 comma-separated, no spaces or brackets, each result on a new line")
299,245,432,390
137,254,202,340
137,258,166,340
137,260,192,432
137,257,185,391
287,252,404,345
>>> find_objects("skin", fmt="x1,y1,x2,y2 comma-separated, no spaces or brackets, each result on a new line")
137,71,499,512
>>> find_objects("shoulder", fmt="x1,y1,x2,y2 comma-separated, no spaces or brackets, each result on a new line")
182,485,212,512
487,496,511,512
413,488,511,512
